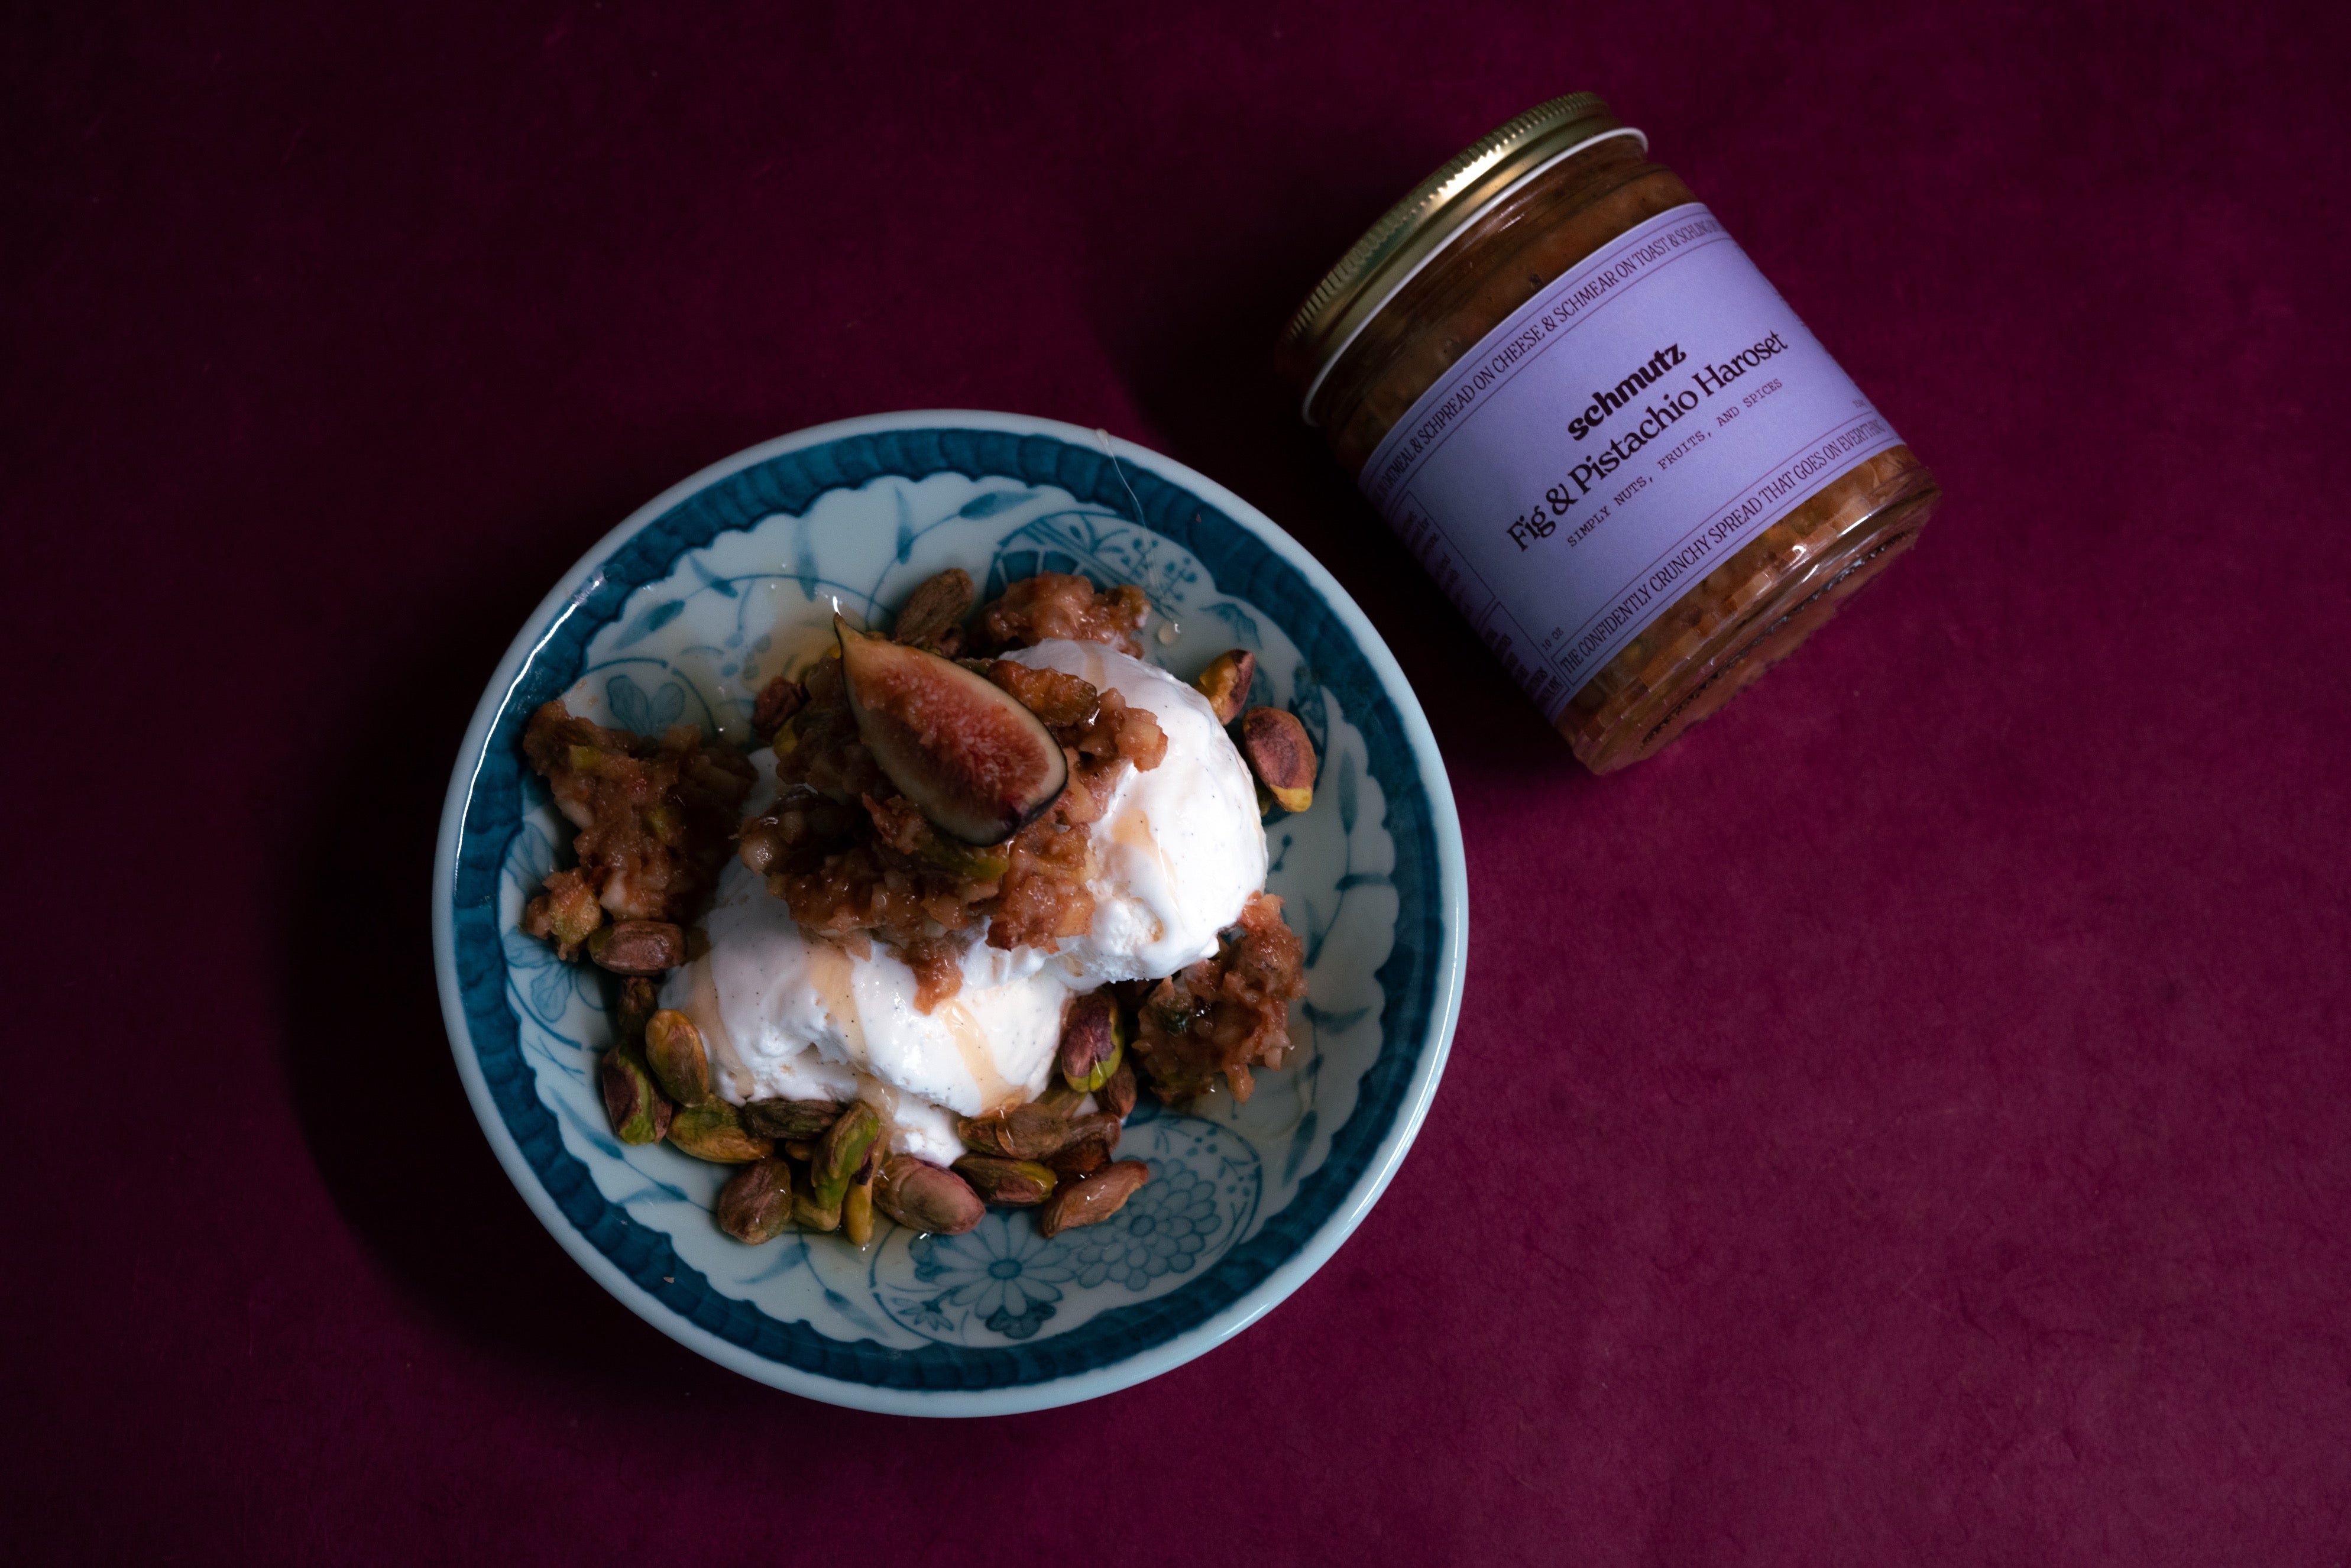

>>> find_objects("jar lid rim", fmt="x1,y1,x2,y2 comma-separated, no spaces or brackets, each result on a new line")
1278,93,1638,423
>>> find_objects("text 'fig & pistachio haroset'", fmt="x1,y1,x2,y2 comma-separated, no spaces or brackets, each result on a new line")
1279,93,1941,772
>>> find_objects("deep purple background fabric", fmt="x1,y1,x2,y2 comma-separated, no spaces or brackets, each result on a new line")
8,2,2350,1561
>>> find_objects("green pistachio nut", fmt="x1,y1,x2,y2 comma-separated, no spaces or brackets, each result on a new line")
791,1190,843,1232
873,1156,985,1235
951,1156,1058,1207
810,1101,882,1208
1097,1057,1138,1120
598,1047,672,1145
1241,707,1316,814
587,919,687,976
1038,1159,1150,1239
1045,1113,1122,1177
643,1009,715,1107
614,976,660,1047
1058,991,1127,1093
1035,1078,1087,1119
715,1158,795,1244
957,1102,1076,1161
843,1177,876,1247
739,1097,843,1141
666,1103,774,1164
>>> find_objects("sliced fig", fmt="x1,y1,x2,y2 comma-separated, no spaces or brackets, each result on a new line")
836,615,1067,844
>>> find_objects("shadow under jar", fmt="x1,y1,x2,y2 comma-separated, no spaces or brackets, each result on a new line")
1278,93,1941,773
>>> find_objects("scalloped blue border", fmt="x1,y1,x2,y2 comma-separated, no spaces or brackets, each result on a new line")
448,428,1442,1389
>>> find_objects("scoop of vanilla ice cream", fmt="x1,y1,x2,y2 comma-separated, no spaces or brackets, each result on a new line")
659,859,1070,1161
998,639,1268,989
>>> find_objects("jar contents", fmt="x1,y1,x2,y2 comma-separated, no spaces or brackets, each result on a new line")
1279,93,1941,772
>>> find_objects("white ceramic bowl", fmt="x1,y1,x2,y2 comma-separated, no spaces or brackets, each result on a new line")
433,411,1466,1414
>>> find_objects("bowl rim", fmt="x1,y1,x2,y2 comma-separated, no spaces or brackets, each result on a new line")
431,409,1468,1415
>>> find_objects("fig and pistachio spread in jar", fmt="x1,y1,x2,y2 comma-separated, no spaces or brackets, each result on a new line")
1278,93,1941,772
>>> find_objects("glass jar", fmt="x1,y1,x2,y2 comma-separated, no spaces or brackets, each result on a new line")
1278,93,1941,773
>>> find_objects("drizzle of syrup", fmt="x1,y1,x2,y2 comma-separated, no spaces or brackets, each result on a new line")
939,999,1018,1109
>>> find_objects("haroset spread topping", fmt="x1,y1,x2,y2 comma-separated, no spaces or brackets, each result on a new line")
1280,92,1942,772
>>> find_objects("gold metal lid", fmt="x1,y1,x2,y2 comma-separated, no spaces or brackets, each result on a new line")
1277,93,1644,423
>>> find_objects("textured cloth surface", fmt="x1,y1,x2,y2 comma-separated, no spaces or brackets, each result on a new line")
8,3,2349,1562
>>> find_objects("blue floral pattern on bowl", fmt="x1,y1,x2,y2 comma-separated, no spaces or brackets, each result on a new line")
435,413,1465,1414
869,1113,1261,1346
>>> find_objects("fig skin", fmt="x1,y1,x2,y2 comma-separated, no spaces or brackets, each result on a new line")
835,615,1068,845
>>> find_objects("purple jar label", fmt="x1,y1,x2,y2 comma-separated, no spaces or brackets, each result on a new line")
1358,203,1903,721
